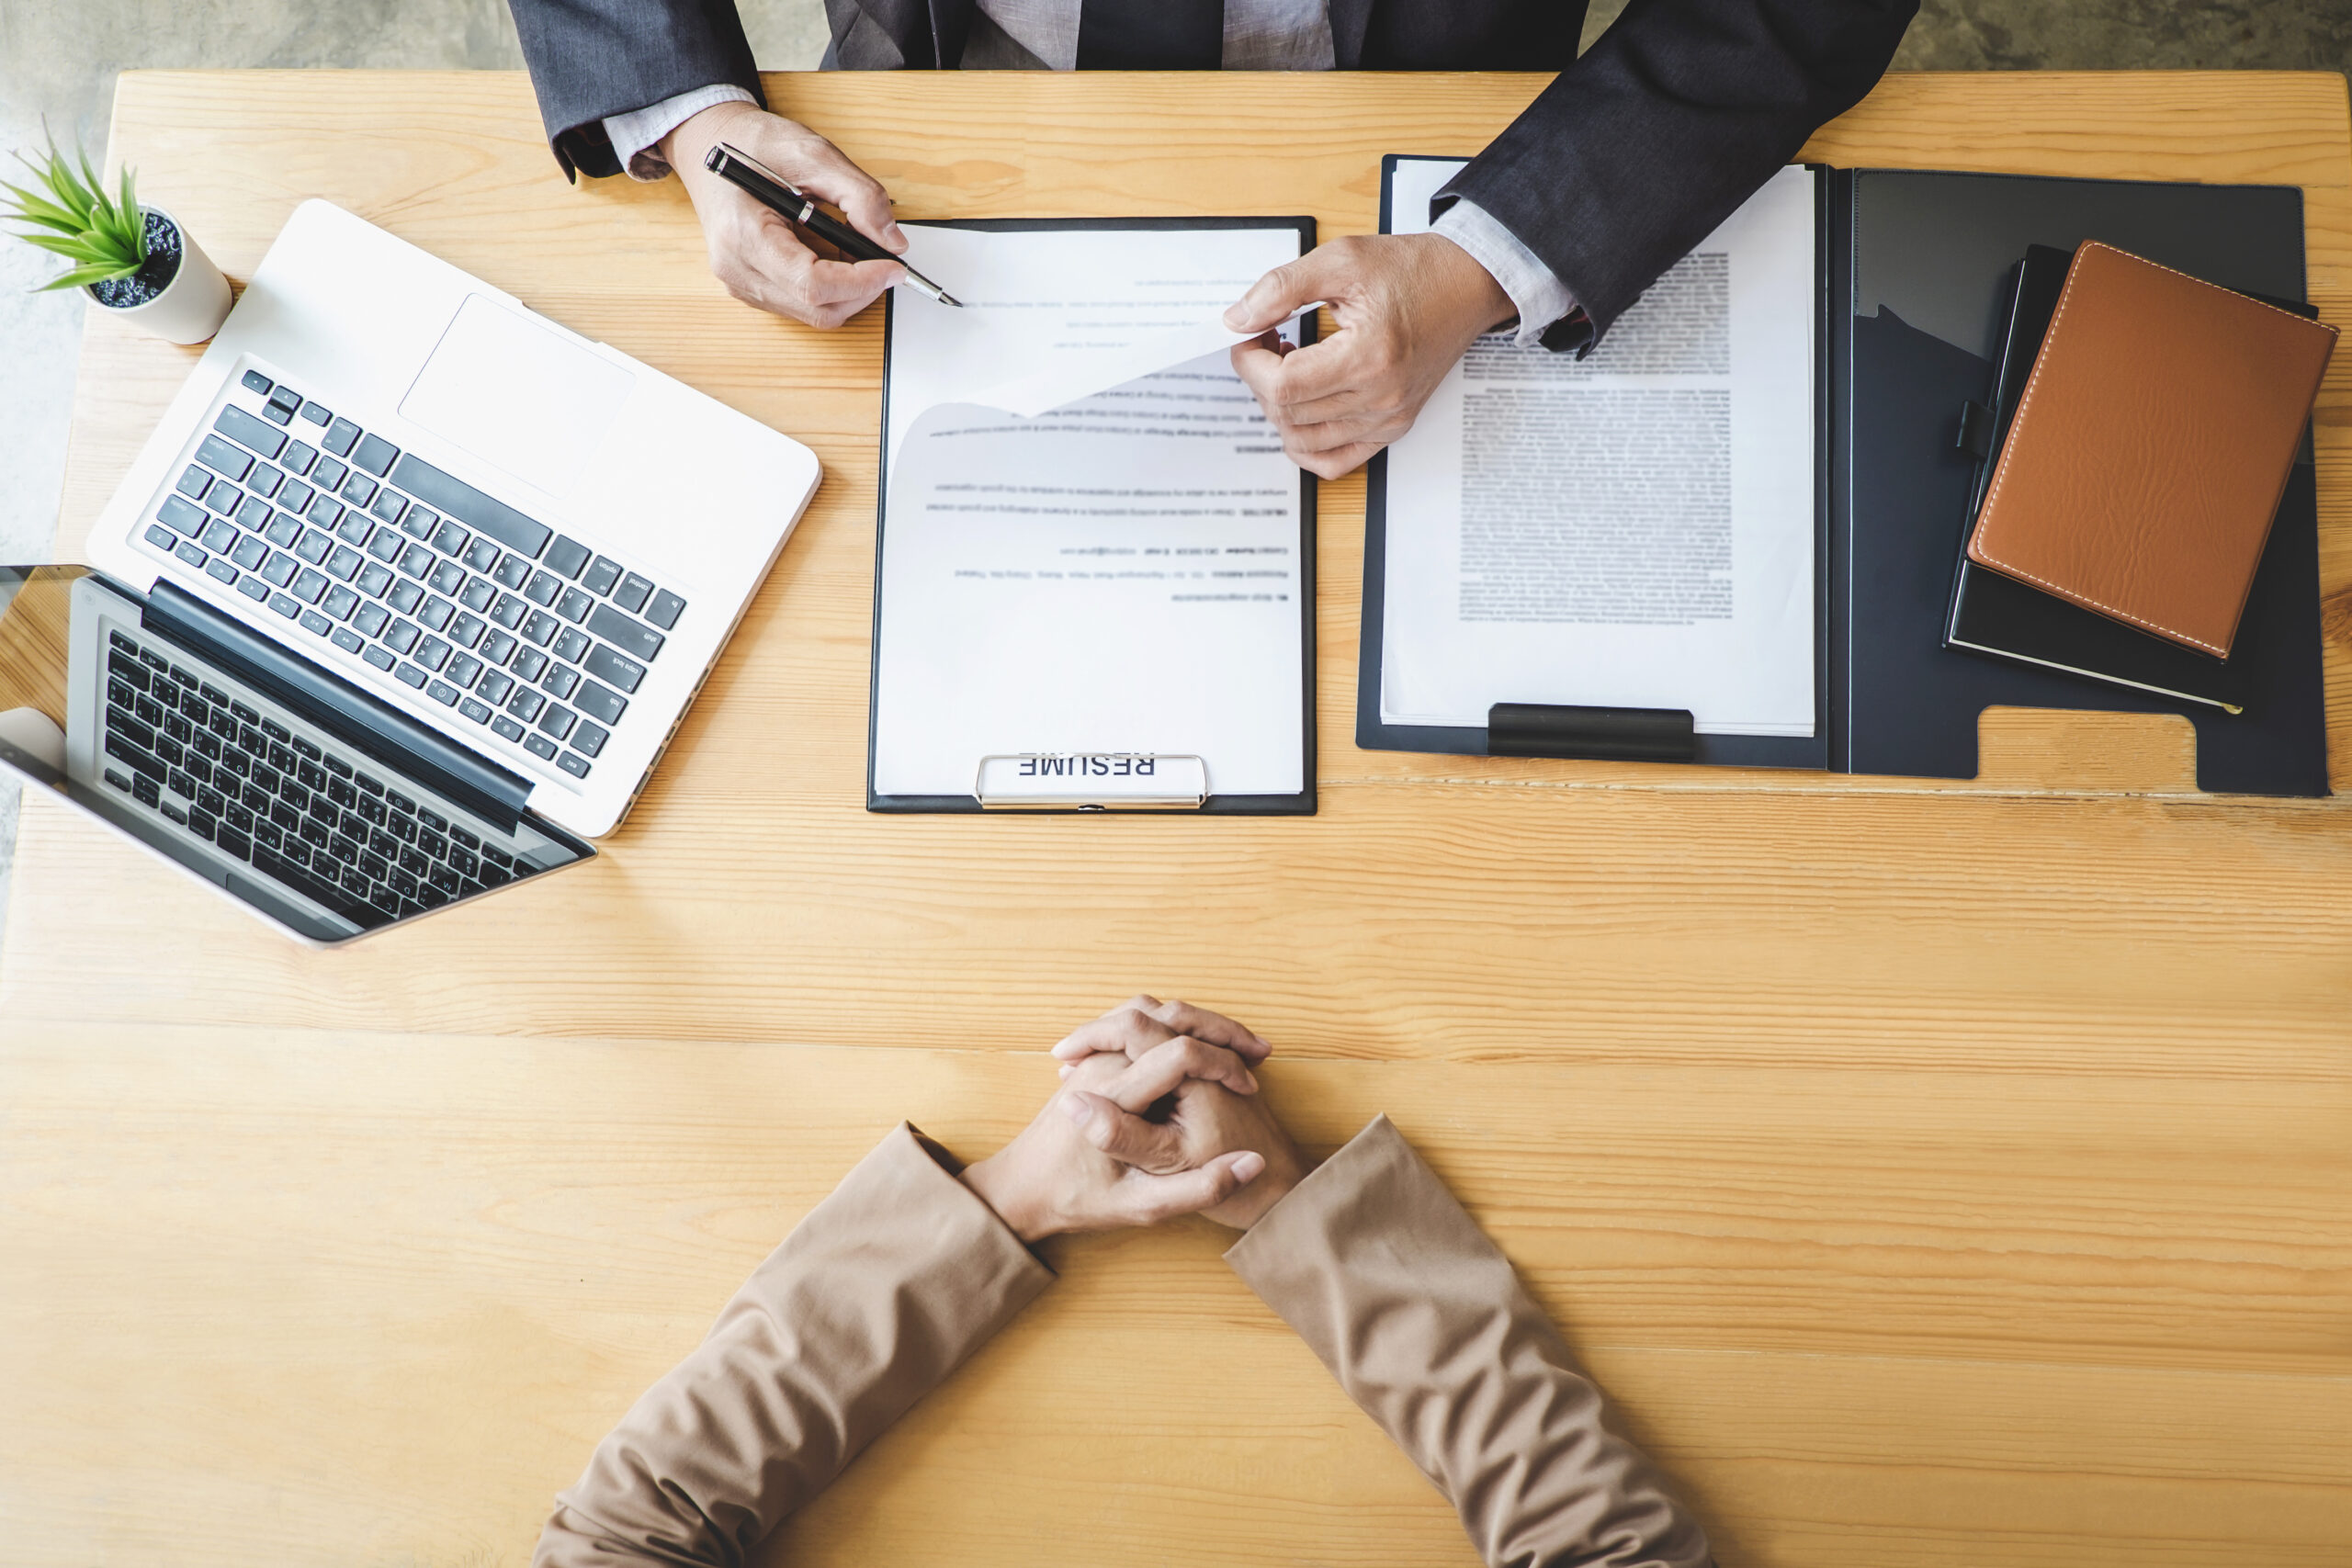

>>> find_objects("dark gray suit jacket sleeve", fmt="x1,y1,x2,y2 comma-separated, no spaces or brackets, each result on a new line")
1437,0,1916,351
505,0,766,179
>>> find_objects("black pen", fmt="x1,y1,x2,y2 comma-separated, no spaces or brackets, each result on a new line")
704,142,962,307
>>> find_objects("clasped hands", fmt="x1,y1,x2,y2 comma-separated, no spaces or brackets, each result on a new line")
660,102,1515,481
960,997,1313,1243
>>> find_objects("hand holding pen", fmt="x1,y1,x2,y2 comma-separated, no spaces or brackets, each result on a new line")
658,100,934,327
706,142,962,307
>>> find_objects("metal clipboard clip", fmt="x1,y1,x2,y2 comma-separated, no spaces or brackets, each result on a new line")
973,753,1210,810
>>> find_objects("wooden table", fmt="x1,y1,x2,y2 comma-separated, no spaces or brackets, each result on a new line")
5,68,2349,1568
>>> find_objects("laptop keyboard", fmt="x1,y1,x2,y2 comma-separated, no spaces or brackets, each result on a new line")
136,367,690,787
98,625,532,926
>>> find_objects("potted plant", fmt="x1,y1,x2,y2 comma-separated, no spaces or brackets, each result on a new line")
4,136,231,344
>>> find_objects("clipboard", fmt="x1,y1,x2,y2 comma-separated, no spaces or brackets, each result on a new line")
1356,158,2328,795
1356,155,1834,770
867,216,1320,814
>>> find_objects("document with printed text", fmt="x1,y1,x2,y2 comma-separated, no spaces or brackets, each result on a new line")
871,220,1315,807
1377,161,1818,737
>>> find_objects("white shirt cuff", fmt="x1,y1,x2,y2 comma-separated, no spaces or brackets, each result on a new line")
1430,200,1578,347
602,84,759,182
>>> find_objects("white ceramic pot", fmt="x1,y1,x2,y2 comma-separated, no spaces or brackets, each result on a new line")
87,205,232,344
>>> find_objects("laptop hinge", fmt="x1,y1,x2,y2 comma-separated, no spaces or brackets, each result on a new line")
141,580,535,834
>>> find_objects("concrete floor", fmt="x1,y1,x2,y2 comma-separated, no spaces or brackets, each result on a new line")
0,0,2347,934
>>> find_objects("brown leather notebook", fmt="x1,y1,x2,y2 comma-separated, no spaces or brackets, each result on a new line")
1966,241,2336,658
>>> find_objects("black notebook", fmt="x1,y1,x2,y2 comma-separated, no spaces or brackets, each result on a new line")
1944,245,2249,713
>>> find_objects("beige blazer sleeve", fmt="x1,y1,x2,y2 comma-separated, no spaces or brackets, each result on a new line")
534,1123,1054,1568
1225,1115,1711,1568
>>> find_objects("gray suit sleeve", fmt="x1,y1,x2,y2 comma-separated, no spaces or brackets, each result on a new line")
1227,1116,1711,1568
1437,0,1916,350
505,0,767,179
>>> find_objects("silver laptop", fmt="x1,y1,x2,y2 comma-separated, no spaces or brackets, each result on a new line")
1,562,601,944
84,198,820,848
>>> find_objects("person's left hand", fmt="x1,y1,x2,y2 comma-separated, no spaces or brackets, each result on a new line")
1048,995,1272,1075
1061,1075,1312,1232
961,1034,1270,1243
1048,996,1312,1232
1224,232,1514,479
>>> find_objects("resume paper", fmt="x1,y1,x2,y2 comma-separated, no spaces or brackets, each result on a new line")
872,224,1312,801
1378,162,1818,737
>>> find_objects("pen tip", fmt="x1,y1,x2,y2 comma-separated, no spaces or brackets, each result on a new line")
942,294,965,308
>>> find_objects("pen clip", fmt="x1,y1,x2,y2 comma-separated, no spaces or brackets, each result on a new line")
713,141,807,203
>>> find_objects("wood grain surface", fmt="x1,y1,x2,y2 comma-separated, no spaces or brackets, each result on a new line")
0,569,74,726
4,68,2348,1568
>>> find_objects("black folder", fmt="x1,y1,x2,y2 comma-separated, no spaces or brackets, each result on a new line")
1358,162,2330,796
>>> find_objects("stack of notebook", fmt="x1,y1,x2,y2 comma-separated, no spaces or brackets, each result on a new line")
1943,242,2337,713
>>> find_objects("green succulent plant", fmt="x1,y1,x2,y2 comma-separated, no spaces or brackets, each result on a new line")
3,134,148,292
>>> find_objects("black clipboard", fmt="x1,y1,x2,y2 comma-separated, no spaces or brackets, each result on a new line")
1357,158,2328,796
1357,156,1834,770
868,215,1321,814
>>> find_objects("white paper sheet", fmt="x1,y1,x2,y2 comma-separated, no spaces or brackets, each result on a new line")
1378,162,1818,737
872,224,1313,801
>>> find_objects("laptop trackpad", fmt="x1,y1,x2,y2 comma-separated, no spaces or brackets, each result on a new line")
400,294,633,502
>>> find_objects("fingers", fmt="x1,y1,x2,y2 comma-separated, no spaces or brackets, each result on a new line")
1100,1036,1257,1111
1048,996,1272,1066
1229,335,1294,415
1048,1005,1181,1065
1287,437,1389,481
707,105,907,255
1262,380,1385,431
1225,248,1344,333
739,259,900,329
672,105,906,327
1229,332,1409,480
1255,397,1399,477
711,208,902,327
780,135,908,254
794,254,905,323
1231,331,1375,415
1114,1150,1269,1225
1233,330,1417,446
1132,997,1272,1064
1061,1089,1187,1172
1227,233,1476,481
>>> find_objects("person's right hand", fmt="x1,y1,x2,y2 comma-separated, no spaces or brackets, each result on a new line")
960,1034,1269,1243
1045,996,1306,1229
659,99,908,329
1063,1075,1311,1232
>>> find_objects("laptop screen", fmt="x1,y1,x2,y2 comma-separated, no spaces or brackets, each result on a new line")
0,564,591,944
